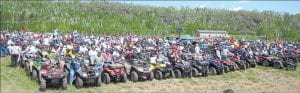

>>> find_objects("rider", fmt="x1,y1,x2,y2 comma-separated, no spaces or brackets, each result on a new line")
8,43,22,67
69,54,83,85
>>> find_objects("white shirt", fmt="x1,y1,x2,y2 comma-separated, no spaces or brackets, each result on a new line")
9,46,21,55
88,50,98,57
79,46,88,54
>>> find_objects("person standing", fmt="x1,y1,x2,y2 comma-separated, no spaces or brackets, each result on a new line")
8,44,22,67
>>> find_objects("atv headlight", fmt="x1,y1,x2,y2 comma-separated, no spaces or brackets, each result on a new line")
95,72,99,77
82,72,88,78
137,67,144,72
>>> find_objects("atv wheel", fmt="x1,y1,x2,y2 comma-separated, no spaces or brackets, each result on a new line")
191,68,199,77
273,62,282,69
31,69,38,81
246,63,250,69
262,61,270,67
75,77,83,89
208,67,217,75
240,64,246,70
234,64,239,70
174,70,182,78
95,77,101,86
286,65,296,71
102,73,110,84
224,66,230,73
121,73,127,83
39,77,46,91
217,68,224,75
250,62,257,68
62,77,67,90
130,71,138,82
148,71,154,81
154,71,163,80
170,71,175,78
25,62,30,76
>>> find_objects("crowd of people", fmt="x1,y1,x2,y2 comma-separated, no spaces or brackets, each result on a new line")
0,30,299,85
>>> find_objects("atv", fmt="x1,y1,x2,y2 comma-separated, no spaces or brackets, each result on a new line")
150,58,175,80
24,56,44,81
256,54,280,67
182,53,202,77
222,58,238,72
39,58,67,91
102,60,127,84
172,59,195,78
74,63,102,88
125,58,154,82
240,52,256,68
273,54,297,71
191,59,210,77
22,54,39,76
230,56,247,70
208,59,225,75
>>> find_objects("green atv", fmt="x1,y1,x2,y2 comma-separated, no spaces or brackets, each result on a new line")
25,58,46,81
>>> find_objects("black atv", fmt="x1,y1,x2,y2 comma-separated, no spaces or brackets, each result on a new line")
74,64,102,88
273,54,297,71
191,59,210,77
125,58,154,82
172,60,195,78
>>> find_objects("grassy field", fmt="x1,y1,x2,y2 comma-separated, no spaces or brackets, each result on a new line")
1,56,300,93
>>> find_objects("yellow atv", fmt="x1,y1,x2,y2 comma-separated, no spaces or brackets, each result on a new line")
150,58,175,80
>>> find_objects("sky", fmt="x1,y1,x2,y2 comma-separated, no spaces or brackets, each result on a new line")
115,1,300,14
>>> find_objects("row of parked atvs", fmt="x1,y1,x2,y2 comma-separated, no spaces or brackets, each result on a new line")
18,52,297,91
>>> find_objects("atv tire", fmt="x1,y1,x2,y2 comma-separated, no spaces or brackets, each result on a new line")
209,67,217,75
148,71,154,81
102,73,110,84
154,71,163,80
31,69,38,81
39,77,46,91
224,66,230,73
217,68,224,75
286,65,296,71
130,71,138,82
25,62,30,76
170,71,175,78
95,77,101,86
174,69,182,78
262,60,270,67
246,63,250,69
62,77,68,90
191,68,199,77
273,62,282,69
250,62,257,68
75,77,83,89
121,73,127,83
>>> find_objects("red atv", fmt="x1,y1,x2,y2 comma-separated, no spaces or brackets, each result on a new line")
102,60,127,84
222,58,238,72
39,58,67,91
256,54,281,67
230,55,247,70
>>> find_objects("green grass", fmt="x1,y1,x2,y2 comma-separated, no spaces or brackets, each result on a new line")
257,63,300,79
1,56,300,93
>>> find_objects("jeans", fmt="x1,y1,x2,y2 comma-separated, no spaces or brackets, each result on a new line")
11,55,19,67
0,45,8,57
69,68,80,85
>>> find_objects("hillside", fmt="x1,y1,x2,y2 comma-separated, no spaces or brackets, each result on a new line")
1,1,300,40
